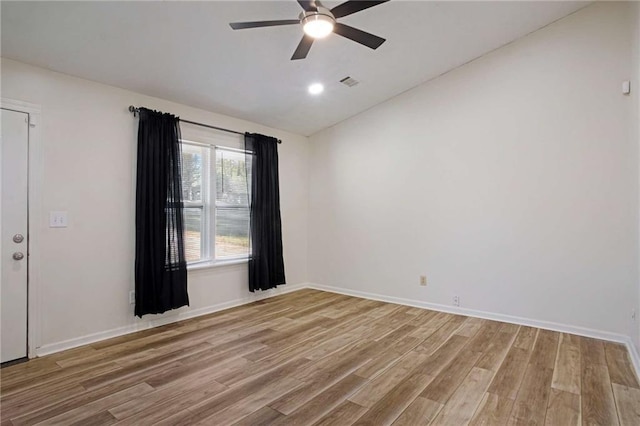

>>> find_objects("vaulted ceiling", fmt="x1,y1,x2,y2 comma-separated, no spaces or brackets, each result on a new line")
1,1,588,135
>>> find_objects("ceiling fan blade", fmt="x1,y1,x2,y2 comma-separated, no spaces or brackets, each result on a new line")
229,19,299,30
330,0,389,19
333,23,385,50
297,1,318,12
291,35,314,60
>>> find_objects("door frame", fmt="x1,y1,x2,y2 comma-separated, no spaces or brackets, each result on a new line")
1,98,42,359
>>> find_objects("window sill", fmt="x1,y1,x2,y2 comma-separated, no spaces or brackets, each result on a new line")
187,258,248,271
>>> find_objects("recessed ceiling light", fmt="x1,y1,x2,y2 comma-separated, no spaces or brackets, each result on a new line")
308,83,324,95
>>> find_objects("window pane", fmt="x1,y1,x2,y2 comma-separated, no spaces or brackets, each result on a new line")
184,207,204,262
182,144,204,203
215,207,250,258
216,149,249,207
215,148,250,259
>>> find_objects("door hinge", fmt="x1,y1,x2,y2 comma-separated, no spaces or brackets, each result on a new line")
28,115,37,128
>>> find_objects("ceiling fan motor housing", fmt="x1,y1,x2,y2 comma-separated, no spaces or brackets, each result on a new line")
300,7,336,38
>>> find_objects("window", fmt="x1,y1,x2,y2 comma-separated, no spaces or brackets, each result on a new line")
181,139,251,266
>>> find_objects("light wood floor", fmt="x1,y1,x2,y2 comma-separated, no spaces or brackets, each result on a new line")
1,289,639,425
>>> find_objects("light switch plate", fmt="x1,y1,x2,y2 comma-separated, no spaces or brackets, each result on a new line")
49,211,68,228
622,80,631,95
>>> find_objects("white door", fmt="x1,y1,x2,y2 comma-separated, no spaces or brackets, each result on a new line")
1,108,29,363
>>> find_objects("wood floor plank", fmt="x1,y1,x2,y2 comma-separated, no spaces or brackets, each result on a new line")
411,334,472,378
464,320,502,354
469,392,515,425
231,406,284,426
9,361,185,425
154,358,309,425
214,327,356,387
111,380,228,425
292,339,376,383
544,388,580,426
411,311,453,332
551,333,581,395
455,317,487,338
285,295,349,320
144,350,249,389
507,364,553,425
430,367,494,425
612,383,640,426
374,324,416,345
476,327,518,371
2,383,87,421
2,361,121,407
108,373,227,420
269,345,373,415
405,309,438,327
413,316,466,355
419,341,483,404
313,400,368,426
351,334,470,425
1,290,638,426
352,372,433,426
33,383,154,425
352,336,422,379
192,377,304,426
391,396,442,425
499,323,520,335
580,336,607,366
529,329,559,369
80,343,214,390
513,326,538,351
350,351,427,408
69,410,118,426
487,347,531,399
581,364,620,425
270,374,366,425
56,329,184,369
304,332,362,361
604,342,640,389
1,357,61,382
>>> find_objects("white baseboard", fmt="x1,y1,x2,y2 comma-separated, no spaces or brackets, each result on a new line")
307,282,640,381
35,283,308,357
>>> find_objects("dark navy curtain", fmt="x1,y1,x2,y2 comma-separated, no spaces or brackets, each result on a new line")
244,133,286,292
135,108,189,316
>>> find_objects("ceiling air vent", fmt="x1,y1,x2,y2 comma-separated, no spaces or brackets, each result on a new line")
339,76,359,87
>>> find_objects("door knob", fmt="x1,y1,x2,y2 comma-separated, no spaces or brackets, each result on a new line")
13,234,24,243
12,252,24,261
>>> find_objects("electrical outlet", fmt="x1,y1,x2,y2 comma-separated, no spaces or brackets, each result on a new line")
453,295,460,307
420,275,427,286
129,291,135,305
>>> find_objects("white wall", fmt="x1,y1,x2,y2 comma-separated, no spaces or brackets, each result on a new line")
0,59,309,352
309,2,639,343
633,1,640,352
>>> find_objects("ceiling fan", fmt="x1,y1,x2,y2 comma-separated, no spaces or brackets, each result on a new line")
229,0,389,60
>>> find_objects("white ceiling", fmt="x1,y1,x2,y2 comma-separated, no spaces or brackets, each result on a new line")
1,1,588,136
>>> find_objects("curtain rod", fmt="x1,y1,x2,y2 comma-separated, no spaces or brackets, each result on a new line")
128,106,281,144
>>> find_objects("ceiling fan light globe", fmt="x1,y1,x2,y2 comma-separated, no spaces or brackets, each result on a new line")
302,15,334,38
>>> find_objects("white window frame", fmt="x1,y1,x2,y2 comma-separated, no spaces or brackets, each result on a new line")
181,136,251,270
181,140,211,265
